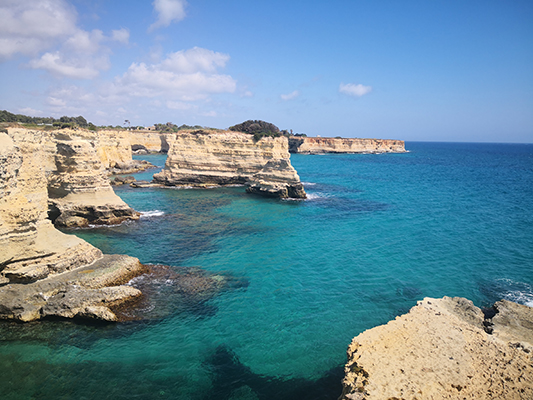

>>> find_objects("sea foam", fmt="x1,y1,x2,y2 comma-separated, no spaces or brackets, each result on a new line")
140,210,165,218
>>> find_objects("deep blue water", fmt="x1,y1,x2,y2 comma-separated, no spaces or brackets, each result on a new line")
1,142,532,399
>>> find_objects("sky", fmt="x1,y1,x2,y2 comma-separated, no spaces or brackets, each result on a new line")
0,0,532,143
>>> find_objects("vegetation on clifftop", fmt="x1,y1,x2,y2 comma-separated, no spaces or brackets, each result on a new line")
229,120,282,141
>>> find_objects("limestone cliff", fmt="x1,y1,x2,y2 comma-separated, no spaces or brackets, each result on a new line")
0,129,144,321
289,137,405,154
129,131,170,153
153,131,306,199
96,129,155,174
339,297,533,400
39,129,140,227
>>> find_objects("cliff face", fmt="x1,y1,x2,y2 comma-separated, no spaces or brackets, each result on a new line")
0,129,144,321
40,129,140,227
339,297,533,400
129,131,170,153
289,137,405,154
153,132,306,198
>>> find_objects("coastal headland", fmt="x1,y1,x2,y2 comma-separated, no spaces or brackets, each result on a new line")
289,136,406,154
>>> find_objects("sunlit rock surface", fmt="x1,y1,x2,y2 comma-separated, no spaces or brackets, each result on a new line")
289,137,405,154
153,131,306,198
339,296,533,400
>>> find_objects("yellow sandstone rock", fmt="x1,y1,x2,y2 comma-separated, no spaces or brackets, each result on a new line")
339,296,533,400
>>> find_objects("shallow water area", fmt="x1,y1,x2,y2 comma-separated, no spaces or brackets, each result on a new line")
1,143,532,399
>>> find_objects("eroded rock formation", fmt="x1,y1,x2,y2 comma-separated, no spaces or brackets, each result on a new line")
0,129,144,321
289,137,405,154
40,129,140,227
129,130,170,153
339,297,533,400
153,131,306,199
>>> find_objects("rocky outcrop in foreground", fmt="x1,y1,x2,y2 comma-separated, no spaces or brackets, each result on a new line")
153,131,306,199
0,130,144,321
289,137,405,154
339,297,533,400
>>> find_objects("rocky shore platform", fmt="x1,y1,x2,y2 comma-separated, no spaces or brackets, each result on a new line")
0,255,145,322
339,296,533,400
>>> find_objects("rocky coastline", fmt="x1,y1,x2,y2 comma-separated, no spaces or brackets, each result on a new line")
0,128,145,321
289,137,406,154
2,126,531,399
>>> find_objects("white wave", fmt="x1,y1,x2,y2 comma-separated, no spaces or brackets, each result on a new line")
302,182,316,186
305,192,331,200
140,210,165,218
496,278,533,308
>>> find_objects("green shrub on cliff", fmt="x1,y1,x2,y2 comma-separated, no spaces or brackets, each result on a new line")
228,120,281,141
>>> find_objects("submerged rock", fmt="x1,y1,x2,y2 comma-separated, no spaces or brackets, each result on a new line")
339,296,533,400
112,264,249,321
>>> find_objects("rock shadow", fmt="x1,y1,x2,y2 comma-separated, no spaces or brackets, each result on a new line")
203,345,343,400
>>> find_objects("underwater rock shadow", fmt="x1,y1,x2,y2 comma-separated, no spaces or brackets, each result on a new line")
113,265,249,322
203,345,343,400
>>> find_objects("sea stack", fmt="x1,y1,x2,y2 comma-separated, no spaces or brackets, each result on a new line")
153,131,306,199
339,296,533,399
37,128,141,227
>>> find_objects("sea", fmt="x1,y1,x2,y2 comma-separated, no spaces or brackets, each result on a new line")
1,141,532,399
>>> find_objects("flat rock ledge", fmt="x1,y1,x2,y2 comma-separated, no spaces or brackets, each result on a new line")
339,296,533,400
0,254,146,322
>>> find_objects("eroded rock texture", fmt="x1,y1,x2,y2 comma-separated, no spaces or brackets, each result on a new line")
153,131,306,198
289,137,405,154
39,129,140,227
0,129,143,321
339,297,533,400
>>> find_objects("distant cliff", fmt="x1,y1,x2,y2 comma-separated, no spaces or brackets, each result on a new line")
289,137,405,154
153,131,306,199
339,297,533,399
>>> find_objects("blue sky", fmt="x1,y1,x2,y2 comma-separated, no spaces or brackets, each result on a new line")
1,0,532,142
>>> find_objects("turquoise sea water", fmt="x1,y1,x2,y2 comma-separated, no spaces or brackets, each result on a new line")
1,142,532,399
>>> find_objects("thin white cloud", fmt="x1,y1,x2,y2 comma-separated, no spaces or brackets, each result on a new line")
28,29,114,79
339,83,372,97
166,101,196,111
281,90,300,101
149,0,187,31
114,47,236,100
111,28,130,44
30,51,104,79
1,1,129,79
17,107,43,116
161,47,230,73
0,0,78,59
